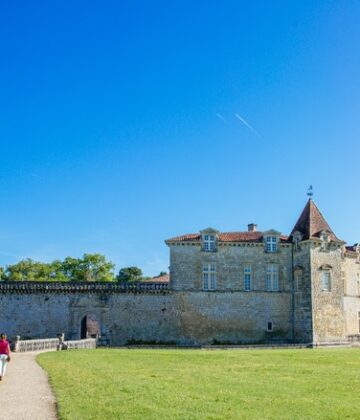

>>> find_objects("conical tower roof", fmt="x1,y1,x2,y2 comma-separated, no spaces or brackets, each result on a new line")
289,199,340,242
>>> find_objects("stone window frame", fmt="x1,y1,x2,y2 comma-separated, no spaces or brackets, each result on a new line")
263,230,281,254
267,321,273,332
266,236,278,252
266,264,279,291
294,266,304,291
200,228,219,253
203,263,216,291
243,265,252,291
321,272,331,292
203,234,216,252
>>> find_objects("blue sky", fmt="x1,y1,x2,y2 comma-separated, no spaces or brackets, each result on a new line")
1,1,360,275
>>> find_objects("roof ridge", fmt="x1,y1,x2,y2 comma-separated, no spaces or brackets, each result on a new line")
166,231,289,243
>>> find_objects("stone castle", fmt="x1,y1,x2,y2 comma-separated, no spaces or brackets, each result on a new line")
1,198,359,346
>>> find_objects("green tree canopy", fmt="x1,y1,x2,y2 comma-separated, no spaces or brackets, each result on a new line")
76,254,115,282
3,254,115,282
116,266,143,282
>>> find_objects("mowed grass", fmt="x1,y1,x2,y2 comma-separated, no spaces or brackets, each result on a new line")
38,348,360,420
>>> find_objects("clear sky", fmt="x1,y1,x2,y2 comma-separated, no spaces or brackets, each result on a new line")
1,1,360,276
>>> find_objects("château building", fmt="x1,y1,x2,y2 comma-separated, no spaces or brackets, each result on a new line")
165,198,360,345
1,198,359,347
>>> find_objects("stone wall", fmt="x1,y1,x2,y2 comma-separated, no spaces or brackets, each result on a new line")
293,242,313,343
343,255,360,336
170,242,293,291
176,291,292,345
0,294,72,340
0,283,292,346
311,243,346,344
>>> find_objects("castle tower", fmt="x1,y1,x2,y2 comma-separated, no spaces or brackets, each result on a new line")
290,199,346,345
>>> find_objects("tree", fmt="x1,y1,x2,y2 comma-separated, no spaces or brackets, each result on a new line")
78,254,115,282
3,254,115,282
61,254,115,282
116,266,143,282
61,256,83,281
5,259,52,281
48,260,68,282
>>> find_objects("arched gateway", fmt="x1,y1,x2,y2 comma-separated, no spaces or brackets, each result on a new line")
80,314,100,339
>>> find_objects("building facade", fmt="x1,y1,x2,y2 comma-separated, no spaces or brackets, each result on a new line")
166,199,360,346
0,199,359,346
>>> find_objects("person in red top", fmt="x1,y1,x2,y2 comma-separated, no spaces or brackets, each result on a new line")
0,333,11,381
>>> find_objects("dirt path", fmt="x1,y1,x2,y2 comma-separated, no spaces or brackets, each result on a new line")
0,351,57,420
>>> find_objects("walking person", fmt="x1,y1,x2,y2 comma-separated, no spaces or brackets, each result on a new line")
0,333,11,381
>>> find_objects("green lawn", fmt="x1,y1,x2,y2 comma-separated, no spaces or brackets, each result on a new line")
38,348,360,420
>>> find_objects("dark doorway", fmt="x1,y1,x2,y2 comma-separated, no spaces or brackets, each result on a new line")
80,314,100,339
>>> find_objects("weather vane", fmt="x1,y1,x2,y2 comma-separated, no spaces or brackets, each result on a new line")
307,185,314,198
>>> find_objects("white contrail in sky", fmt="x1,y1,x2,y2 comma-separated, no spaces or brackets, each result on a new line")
216,113,227,123
235,113,261,138
29,173,42,179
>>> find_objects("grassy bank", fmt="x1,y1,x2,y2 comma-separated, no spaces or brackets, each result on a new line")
38,348,360,419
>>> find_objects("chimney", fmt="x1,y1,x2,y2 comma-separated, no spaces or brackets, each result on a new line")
248,223,257,232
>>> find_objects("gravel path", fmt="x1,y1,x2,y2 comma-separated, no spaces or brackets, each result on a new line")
0,351,57,420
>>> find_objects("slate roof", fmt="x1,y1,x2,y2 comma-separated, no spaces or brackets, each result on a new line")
345,245,358,253
289,199,340,242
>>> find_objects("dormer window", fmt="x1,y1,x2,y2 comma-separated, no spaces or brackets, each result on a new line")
200,229,219,252
266,236,278,253
204,235,215,251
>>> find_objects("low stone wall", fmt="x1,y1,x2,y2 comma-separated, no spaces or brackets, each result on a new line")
14,338,59,352
13,336,97,352
64,338,97,350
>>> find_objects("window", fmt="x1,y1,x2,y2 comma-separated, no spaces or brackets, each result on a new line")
266,236,278,252
244,266,252,291
295,272,302,291
267,322,273,332
322,271,331,292
203,235,216,252
357,274,360,295
203,263,216,290
266,264,279,291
